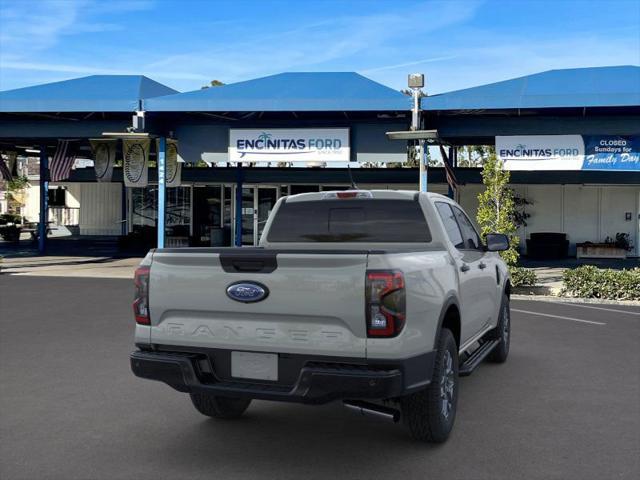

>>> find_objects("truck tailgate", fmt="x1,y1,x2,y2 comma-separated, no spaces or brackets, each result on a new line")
149,249,368,357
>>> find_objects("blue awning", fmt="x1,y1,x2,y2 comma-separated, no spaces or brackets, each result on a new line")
0,75,178,113
145,72,410,112
422,66,640,111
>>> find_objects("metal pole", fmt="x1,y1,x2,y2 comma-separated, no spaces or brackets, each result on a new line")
121,183,127,236
157,137,166,249
447,146,454,199
412,88,427,193
38,146,48,255
234,163,243,247
419,140,427,192
411,89,419,131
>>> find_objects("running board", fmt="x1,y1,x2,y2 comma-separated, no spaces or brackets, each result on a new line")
458,339,500,377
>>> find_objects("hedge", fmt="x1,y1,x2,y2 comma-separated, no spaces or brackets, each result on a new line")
561,265,640,300
509,266,537,287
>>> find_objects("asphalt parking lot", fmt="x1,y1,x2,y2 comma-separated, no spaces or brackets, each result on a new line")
1,276,639,480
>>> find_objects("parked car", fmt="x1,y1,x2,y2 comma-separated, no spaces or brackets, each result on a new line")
130,190,511,442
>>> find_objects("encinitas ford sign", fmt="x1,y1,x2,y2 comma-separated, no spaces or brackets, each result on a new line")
497,135,584,170
497,135,640,171
229,128,350,162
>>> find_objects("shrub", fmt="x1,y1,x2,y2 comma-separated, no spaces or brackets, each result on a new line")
561,265,640,300
509,266,537,287
477,153,519,266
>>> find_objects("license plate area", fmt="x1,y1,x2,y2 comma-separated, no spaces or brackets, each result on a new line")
231,351,278,381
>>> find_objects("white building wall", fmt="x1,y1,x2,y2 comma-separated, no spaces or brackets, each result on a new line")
599,187,639,254
524,186,563,234
65,184,81,208
78,183,122,235
459,184,640,256
562,186,599,255
22,183,41,222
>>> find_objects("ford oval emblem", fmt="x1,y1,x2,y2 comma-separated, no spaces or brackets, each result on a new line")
226,281,269,303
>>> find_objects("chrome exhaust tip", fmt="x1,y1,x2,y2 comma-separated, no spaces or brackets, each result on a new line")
343,400,400,423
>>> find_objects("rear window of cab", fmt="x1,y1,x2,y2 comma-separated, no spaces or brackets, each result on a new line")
267,199,432,243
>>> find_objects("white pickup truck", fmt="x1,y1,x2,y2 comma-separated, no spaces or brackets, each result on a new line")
131,190,511,442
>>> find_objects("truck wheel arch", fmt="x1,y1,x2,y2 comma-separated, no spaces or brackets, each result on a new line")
436,297,461,349
504,280,511,298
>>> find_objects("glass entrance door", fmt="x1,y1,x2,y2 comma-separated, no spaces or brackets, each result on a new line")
234,185,280,246
257,187,278,240
241,187,255,245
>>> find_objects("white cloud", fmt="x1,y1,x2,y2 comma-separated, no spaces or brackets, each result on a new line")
0,0,152,61
1,0,638,95
418,31,640,94
361,55,459,74
0,60,207,79
139,0,484,89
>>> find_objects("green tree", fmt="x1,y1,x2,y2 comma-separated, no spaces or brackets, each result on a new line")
476,153,519,265
201,80,225,89
6,175,29,214
457,145,495,167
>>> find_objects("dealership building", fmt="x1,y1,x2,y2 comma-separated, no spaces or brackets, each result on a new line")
0,65,638,256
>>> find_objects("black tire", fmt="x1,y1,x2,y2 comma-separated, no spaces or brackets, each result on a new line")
401,328,458,443
488,294,510,363
189,393,251,419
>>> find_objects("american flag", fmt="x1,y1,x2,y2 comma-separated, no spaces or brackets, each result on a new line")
0,156,12,181
50,140,77,182
439,145,458,191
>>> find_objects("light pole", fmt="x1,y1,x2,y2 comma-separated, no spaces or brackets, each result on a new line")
408,73,426,192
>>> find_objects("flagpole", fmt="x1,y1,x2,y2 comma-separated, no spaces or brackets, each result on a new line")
38,146,48,255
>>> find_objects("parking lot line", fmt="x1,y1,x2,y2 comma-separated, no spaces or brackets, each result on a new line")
538,302,640,317
512,308,607,326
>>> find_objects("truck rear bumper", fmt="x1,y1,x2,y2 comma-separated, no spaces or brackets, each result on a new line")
130,349,434,404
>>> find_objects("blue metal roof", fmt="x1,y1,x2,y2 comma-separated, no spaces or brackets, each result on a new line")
0,75,178,113
422,66,640,111
145,72,410,112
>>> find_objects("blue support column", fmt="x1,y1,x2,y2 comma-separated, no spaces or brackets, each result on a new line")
38,146,48,255
234,163,243,247
157,137,166,249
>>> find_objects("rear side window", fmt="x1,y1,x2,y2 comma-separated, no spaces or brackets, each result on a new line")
435,202,464,248
452,206,482,250
267,199,431,243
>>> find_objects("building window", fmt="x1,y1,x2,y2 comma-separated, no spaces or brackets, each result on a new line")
48,188,66,207
166,187,191,239
130,186,191,240
193,186,222,246
131,187,157,230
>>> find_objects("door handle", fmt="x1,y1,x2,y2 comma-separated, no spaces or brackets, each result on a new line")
460,264,470,272
479,262,487,270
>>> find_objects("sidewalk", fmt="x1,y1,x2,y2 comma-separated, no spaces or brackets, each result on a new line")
0,256,141,278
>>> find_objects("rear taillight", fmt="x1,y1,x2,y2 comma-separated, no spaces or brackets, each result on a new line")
366,270,406,337
133,266,150,325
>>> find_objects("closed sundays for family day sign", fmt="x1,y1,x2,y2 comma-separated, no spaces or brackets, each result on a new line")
497,135,640,171
582,136,640,171
229,128,350,162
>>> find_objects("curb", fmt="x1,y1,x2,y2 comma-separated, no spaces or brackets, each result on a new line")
511,294,640,307
512,285,558,296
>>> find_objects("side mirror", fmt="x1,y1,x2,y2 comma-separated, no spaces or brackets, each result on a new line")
486,233,510,252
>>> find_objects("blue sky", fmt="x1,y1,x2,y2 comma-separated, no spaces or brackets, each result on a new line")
0,0,638,94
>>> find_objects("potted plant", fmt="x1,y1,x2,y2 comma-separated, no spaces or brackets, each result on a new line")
0,213,23,242
576,233,633,259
